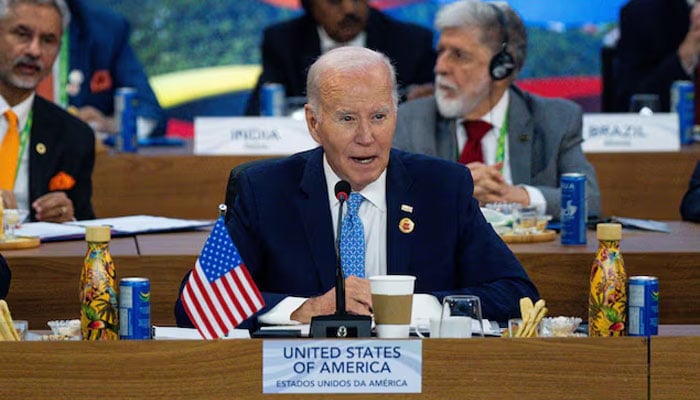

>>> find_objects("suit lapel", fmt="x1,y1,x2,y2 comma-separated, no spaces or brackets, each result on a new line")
297,148,337,286
507,87,534,185
385,150,413,275
28,97,58,205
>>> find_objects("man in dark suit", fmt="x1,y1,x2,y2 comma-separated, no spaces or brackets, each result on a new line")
613,0,700,112
244,0,436,115
62,0,165,137
393,1,600,220
0,0,94,222
681,160,700,222
176,46,538,329
0,253,10,299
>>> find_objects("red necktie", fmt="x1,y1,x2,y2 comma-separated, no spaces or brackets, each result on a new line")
458,120,493,164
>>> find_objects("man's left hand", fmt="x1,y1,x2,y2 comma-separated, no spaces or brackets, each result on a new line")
32,191,75,222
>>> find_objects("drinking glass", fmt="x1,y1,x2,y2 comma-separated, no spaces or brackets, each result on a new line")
629,93,660,114
2,209,29,240
440,295,484,338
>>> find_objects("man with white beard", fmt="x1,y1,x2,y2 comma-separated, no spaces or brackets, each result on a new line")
393,0,600,220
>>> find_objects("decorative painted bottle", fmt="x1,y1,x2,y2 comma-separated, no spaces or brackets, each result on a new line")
588,223,627,336
80,225,119,340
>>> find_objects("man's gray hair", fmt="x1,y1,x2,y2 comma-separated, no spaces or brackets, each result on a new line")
435,0,527,72
306,47,399,113
0,0,71,30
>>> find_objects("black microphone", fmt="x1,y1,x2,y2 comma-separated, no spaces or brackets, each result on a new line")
309,180,371,338
333,180,351,315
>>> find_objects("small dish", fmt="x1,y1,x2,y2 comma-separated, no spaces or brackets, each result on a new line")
541,316,582,337
47,319,81,338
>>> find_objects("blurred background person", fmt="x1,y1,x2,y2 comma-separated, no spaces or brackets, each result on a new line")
613,0,700,112
0,253,10,299
393,0,600,220
244,0,436,115
680,160,700,222
37,0,166,137
0,0,95,222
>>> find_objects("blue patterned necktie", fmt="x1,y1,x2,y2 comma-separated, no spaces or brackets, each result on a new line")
340,192,365,278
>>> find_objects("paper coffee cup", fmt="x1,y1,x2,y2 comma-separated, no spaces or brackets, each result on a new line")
369,275,416,338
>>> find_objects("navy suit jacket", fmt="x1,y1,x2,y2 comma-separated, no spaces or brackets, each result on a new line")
66,0,165,136
245,8,436,115
681,160,700,222
175,148,538,328
0,253,10,299
613,0,691,112
28,96,95,221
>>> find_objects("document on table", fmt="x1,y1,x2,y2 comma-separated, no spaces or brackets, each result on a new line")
15,215,214,241
152,326,250,340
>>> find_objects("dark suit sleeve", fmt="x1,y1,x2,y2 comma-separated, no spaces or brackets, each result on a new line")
429,167,539,322
0,254,11,299
681,161,700,222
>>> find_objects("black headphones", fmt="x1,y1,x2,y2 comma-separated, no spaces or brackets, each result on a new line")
488,3,516,81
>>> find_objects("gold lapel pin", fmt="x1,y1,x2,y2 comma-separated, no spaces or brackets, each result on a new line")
400,204,414,213
399,217,415,234
36,143,46,154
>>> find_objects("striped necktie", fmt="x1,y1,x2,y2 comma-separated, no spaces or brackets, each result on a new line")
0,110,20,190
340,192,365,278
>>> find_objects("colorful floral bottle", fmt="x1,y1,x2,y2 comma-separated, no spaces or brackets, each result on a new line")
589,223,627,336
80,226,119,340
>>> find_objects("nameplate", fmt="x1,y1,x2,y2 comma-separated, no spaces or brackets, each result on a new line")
582,113,680,152
262,339,422,394
193,117,318,155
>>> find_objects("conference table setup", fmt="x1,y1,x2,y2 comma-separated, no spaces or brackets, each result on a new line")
1,141,699,398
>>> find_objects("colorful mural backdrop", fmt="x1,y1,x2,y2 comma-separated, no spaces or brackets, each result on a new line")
95,0,626,120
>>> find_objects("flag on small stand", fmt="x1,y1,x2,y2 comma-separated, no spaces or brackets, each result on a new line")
181,216,264,339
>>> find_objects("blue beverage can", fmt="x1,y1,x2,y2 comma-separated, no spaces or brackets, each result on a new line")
670,80,694,145
115,87,138,152
260,82,285,116
560,173,587,245
119,277,151,339
627,276,659,336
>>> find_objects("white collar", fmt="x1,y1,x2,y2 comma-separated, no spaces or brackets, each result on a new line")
0,92,35,128
323,152,387,211
317,26,366,54
458,90,509,131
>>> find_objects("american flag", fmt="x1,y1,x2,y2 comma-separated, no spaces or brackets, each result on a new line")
181,216,264,339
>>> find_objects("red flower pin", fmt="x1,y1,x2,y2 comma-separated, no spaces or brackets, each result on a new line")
90,70,112,93
48,171,76,191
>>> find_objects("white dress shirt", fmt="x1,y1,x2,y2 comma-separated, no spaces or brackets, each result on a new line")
257,154,387,325
317,27,366,54
455,91,546,214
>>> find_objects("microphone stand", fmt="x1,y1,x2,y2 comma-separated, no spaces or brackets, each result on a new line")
310,185,372,338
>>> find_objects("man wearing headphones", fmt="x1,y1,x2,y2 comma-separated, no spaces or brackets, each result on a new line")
393,0,600,220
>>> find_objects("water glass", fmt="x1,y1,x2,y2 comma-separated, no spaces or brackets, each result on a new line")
440,295,484,338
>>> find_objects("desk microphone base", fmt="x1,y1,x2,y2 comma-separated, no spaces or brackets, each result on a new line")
309,314,372,338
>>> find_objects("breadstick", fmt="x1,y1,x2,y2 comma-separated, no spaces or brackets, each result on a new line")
517,298,545,338
0,300,19,341
523,304,548,338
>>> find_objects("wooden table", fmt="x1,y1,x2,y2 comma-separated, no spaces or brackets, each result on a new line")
3,222,698,329
0,337,648,399
510,221,700,324
91,142,700,220
651,336,700,400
